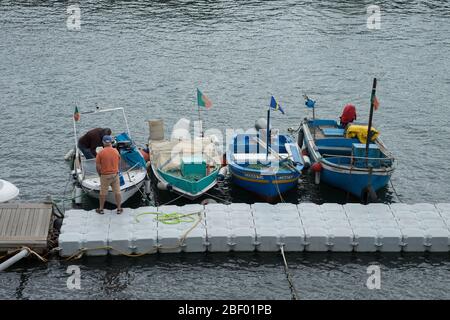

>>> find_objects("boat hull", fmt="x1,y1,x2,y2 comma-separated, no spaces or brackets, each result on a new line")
74,150,147,206
81,179,145,205
151,164,219,200
227,132,303,201
0,179,19,203
319,163,391,198
229,164,300,200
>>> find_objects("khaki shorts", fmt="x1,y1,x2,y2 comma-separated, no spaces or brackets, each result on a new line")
100,174,120,195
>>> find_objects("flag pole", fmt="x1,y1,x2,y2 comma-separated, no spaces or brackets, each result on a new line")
197,104,203,137
196,90,204,138
266,107,271,160
73,103,79,153
312,103,316,141
365,78,377,159
304,94,316,140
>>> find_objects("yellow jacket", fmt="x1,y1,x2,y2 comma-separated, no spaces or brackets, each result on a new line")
345,125,379,144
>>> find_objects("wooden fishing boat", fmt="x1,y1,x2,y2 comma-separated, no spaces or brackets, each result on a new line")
227,131,303,201
298,79,396,200
227,97,304,201
148,136,223,200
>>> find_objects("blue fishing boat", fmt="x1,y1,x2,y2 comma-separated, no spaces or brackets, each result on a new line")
227,97,304,201
298,79,396,201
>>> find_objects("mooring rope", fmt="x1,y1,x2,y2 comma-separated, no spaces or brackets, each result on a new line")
204,192,231,205
0,246,48,265
280,245,299,300
274,179,286,203
134,177,154,206
389,179,403,203
157,194,185,206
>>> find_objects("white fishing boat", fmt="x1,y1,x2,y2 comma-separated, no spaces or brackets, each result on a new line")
0,179,19,203
71,107,147,205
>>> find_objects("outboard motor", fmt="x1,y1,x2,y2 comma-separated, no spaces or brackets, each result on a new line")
116,140,132,151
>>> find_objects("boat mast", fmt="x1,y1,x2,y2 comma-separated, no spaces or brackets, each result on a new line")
266,107,271,160
197,103,204,138
365,78,377,159
73,102,79,156
121,107,131,140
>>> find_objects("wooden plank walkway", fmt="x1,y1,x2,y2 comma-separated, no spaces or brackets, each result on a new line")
0,203,52,252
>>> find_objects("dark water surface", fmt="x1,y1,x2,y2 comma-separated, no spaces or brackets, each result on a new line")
1,0,449,299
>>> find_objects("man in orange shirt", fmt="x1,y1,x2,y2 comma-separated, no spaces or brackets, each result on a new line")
95,135,123,214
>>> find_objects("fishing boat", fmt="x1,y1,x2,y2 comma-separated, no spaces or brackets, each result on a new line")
148,119,224,200
298,79,396,200
227,97,304,201
72,107,147,205
0,179,19,203
227,132,304,201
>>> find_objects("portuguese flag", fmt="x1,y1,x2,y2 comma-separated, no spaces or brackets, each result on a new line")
73,105,80,121
197,88,212,109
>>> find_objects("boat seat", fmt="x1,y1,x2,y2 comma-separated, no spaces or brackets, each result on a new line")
233,153,289,163
322,128,345,137
284,143,302,163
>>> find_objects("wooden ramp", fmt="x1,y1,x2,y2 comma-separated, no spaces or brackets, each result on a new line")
0,203,52,253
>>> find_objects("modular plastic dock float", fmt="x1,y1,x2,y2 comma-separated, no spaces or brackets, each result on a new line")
58,203,450,256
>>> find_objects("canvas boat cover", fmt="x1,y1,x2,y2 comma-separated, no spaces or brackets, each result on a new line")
149,137,222,172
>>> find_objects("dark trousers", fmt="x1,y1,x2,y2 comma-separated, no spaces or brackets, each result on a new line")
78,143,95,159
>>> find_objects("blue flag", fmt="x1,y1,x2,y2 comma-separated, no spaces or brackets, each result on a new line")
270,96,285,114
305,97,316,108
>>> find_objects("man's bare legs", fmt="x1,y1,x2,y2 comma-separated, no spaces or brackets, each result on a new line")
115,192,122,213
99,194,106,211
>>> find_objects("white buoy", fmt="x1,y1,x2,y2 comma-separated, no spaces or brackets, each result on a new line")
314,172,321,185
302,155,311,169
144,179,151,194
311,162,322,185
255,118,269,130
218,166,229,181
0,179,19,203
157,181,172,191
64,148,75,161
74,186,83,204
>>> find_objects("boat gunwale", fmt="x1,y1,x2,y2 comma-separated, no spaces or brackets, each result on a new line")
302,120,396,175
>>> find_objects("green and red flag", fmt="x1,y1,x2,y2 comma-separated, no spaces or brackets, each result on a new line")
74,105,80,121
197,88,212,109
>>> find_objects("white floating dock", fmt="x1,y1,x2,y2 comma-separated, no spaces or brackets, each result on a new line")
58,203,450,256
